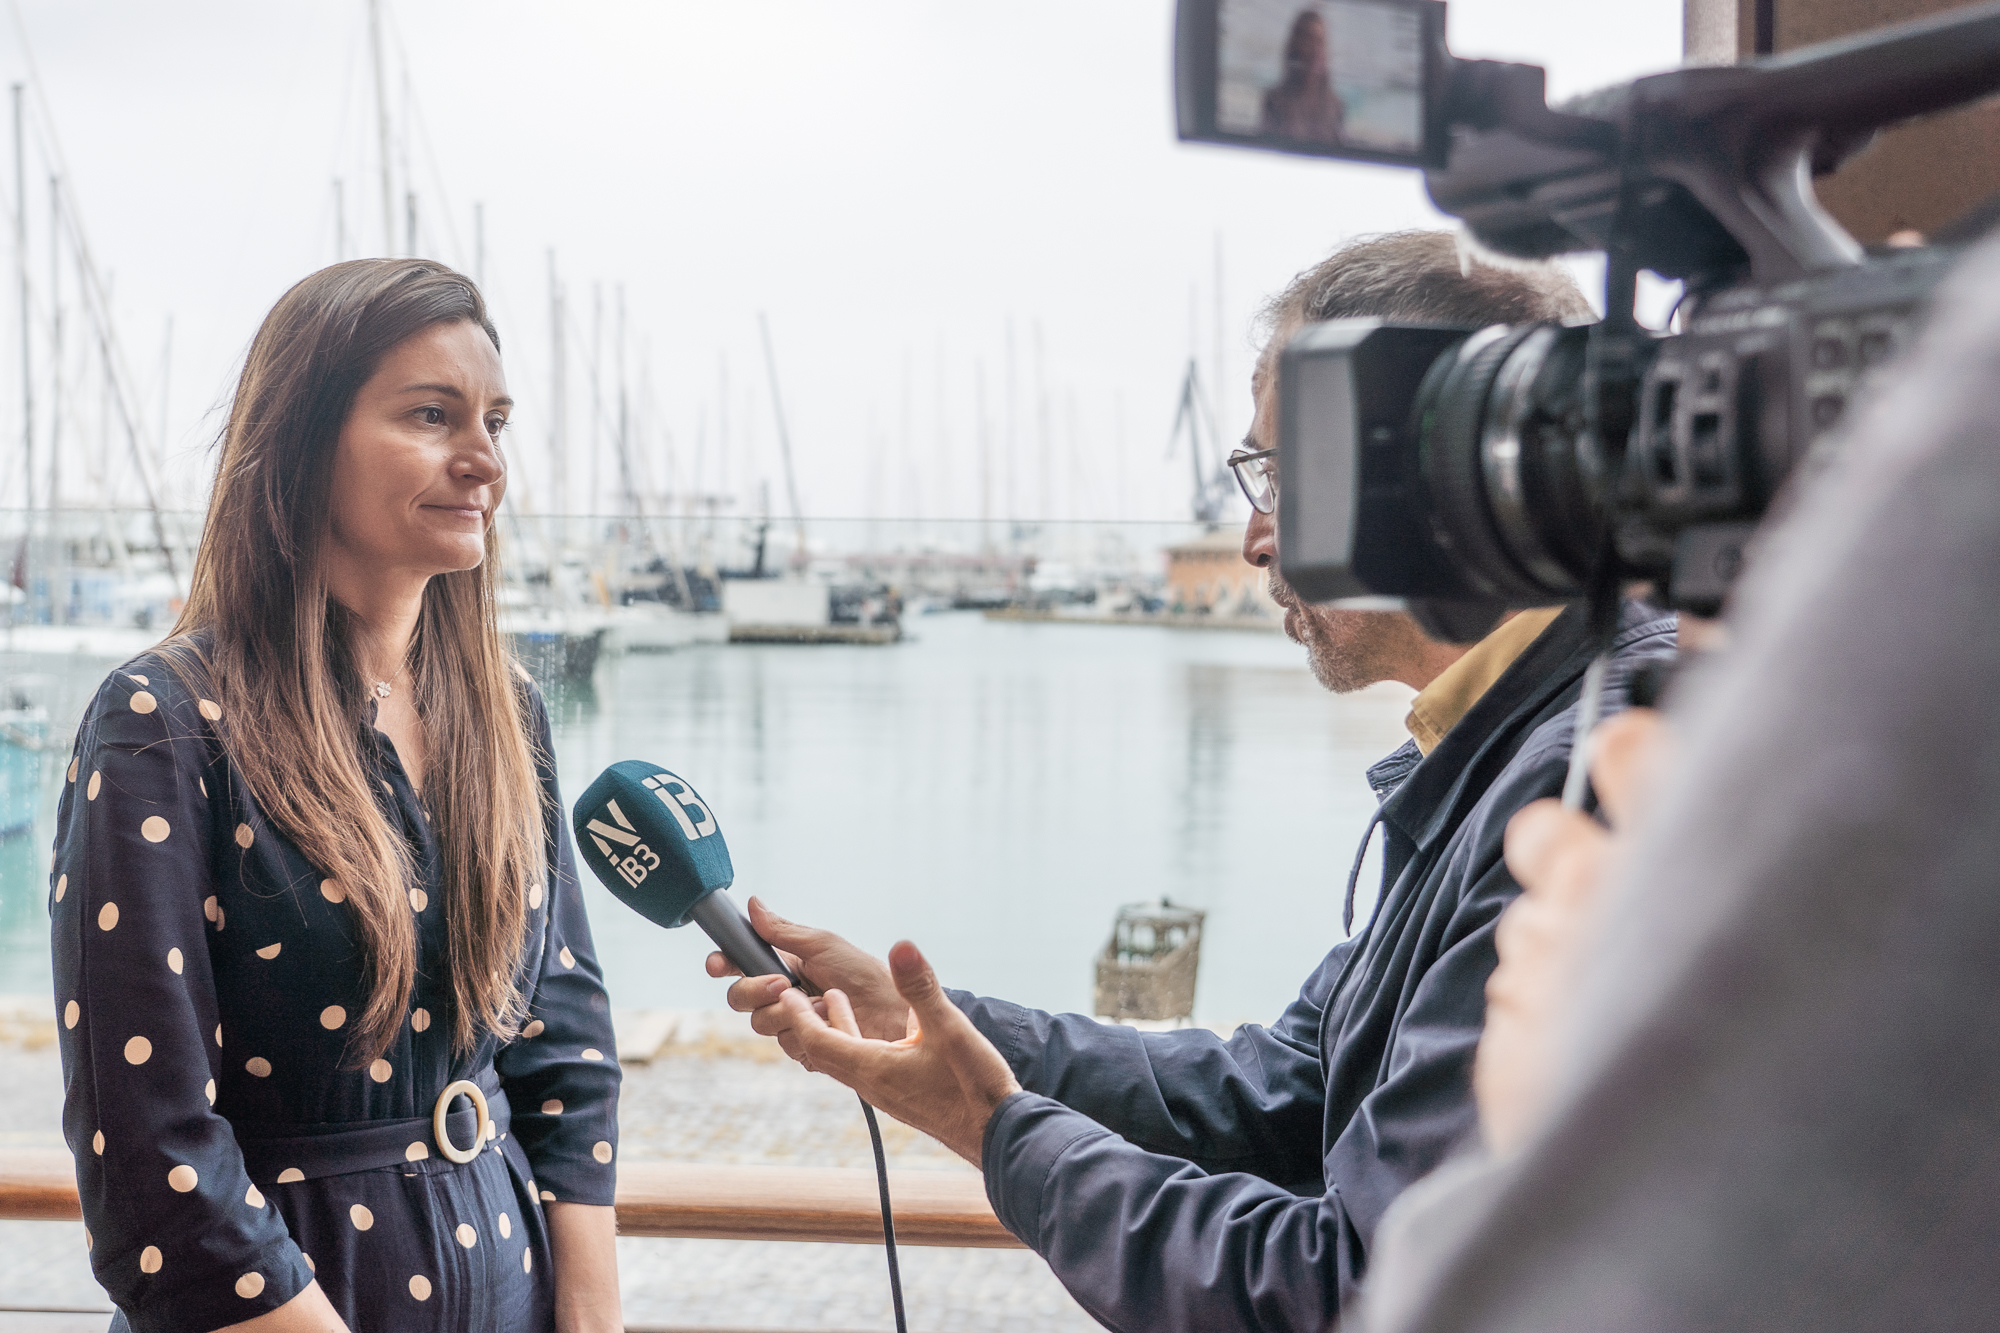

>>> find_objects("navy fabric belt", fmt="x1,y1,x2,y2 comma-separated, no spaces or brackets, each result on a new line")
232,1080,512,1185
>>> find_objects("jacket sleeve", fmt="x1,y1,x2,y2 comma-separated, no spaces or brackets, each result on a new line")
494,688,622,1205
979,748,1575,1333
53,664,313,1333
952,941,1350,1192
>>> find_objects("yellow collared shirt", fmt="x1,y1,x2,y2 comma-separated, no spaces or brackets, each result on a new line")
1404,607,1565,755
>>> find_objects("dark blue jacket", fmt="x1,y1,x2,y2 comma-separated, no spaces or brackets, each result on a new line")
958,602,1677,1333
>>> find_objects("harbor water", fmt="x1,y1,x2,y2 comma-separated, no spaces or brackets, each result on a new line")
0,611,1410,1024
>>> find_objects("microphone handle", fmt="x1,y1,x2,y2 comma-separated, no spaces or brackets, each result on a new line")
691,889,806,990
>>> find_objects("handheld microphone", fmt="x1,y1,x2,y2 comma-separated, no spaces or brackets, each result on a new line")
571,761,799,987
569,758,908,1333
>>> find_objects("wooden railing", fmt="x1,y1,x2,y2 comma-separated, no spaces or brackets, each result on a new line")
0,1150,1021,1249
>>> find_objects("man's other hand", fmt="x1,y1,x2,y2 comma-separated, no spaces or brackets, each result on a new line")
705,899,913,1058
1478,709,1673,1157
774,940,1022,1165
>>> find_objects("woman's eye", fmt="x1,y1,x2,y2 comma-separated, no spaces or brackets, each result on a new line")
419,406,446,426
486,417,508,438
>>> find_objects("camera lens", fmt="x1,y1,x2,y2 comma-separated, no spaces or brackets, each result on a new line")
1409,323,1602,604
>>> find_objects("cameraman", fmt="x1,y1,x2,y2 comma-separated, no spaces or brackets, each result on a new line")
1358,228,2000,1333
723,232,1676,1333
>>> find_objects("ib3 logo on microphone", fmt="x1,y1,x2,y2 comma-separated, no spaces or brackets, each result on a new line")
582,772,717,889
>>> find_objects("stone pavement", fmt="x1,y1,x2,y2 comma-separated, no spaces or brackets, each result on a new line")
0,1004,1104,1332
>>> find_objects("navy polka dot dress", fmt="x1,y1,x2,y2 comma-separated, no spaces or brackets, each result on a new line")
49,648,621,1333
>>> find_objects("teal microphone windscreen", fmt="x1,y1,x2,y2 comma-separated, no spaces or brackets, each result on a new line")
572,761,734,929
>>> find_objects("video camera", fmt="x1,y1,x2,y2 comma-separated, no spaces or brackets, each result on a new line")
1176,0,2000,640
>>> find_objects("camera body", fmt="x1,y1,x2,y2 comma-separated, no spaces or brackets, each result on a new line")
1178,0,2000,637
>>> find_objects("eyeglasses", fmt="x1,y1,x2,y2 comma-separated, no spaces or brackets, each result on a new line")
1227,447,1278,514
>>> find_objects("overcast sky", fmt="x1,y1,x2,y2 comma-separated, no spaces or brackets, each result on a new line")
1,0,1681,524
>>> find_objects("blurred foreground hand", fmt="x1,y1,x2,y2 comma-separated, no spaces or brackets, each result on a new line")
1479,709,1673,1156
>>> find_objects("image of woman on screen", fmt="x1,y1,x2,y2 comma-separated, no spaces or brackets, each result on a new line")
1261,9,1347,143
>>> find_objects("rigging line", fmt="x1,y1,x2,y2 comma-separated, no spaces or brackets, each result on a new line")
383,2,468,266
6,25,181,562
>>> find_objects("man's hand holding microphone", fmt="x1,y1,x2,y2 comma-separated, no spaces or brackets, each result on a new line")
706,902,1021,1165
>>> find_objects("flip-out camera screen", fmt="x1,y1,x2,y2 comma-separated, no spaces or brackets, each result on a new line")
1178,0,1443,166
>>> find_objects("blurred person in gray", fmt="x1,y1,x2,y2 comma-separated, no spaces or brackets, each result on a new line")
1357,223,2000,1333
713,232,1676,1332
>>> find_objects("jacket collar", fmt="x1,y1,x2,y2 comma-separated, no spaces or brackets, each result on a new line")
1377,601,1677,854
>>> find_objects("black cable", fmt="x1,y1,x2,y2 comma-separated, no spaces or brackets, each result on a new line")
859,1096,908,1333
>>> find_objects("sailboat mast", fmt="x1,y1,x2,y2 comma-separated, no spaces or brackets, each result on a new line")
755,312,806,567
47,175,60,520
547,250,566,518
368,0,394,256
14,84,33,517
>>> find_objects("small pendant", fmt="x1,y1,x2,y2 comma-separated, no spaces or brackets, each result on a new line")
373,681,392,700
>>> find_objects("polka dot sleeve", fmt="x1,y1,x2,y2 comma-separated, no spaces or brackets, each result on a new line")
50,661,312,1333
493,687,621,1207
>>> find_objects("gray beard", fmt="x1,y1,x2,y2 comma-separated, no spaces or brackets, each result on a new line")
1267,567,1424,695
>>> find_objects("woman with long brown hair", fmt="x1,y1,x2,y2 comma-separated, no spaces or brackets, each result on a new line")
49,259,623,1332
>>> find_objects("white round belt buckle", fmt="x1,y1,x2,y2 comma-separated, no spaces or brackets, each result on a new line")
433,1080,491,1164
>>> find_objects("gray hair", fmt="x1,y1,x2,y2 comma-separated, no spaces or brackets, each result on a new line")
1256,230,1593,357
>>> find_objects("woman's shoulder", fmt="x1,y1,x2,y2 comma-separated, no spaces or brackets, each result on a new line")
82,637,224,750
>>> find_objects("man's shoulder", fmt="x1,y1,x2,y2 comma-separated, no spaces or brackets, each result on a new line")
1488,609,1678,801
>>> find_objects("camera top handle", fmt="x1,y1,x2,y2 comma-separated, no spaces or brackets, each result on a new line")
1430,0,2000,289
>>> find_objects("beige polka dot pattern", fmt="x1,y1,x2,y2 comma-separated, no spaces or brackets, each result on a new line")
409,888,429,912
167,947,184,973
205,1079,216,1105
521,1019,545,1039
528,884,544,910
320,880,345,904
245,1184,264,1208
411,1007,431,1032
235,1271,265,1298
405,1141,429,1161
124,1036,152,1065
97,903,119,931
498,1212,512,1239
592,1140,613,1164
198,699,222,721
541,1099,563,1115
139,1245,162,1274
582,1048,604,1061
53,874,65,902
254,943,280,960
66,757,77,783
126,674,148,686
245,1057,271,1078
539,1189,556,1202
203,897,218,922
522,1248,532,1273
559,947,576,969
86,771,100,800
129,691,157,715
349,1204,374,1231
369,1059,392,1083
167,1165,198,1193
63,1001,78,1029
409,1274,432,1301
214,1023,223,1047
319,1006,346,1030
276,1168,304,1183
234,823,253,849
92,1131,104,1155
140,816,170,843
455,1223,477,1248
